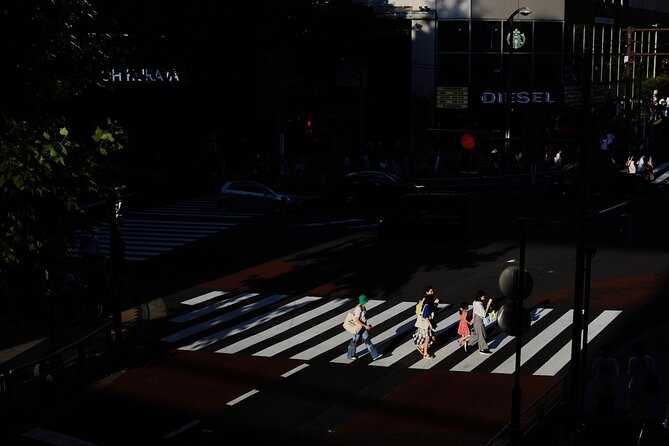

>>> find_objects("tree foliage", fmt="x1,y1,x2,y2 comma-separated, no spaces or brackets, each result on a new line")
0,1,126,272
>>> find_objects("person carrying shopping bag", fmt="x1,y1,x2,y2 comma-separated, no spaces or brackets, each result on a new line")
346,294,382,361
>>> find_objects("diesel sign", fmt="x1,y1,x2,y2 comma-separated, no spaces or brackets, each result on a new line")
481,91,557,104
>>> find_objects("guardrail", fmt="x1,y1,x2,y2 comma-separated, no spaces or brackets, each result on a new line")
415,172,559,195
0,318,115,426
486,375,568,446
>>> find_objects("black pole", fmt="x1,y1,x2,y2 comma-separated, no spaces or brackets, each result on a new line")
579,246,595,412
108,196,123,345
569,45,592,434
510,222,526,444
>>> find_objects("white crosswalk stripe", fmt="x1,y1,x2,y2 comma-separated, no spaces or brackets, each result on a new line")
492,309,573,374
160,291,622,376
178,295,318,351
371,305,458,367
253,300,383,358
534,310,622,376
439,307,553,372
68,194,260,261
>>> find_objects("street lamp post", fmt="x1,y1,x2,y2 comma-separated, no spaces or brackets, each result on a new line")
510,217,560,445
505,7,532,164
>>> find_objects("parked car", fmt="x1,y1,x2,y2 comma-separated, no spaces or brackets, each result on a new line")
378,191,468,239
217,180,297,213
340,170,424,206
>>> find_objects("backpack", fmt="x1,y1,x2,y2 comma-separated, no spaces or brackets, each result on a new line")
415,298,425,316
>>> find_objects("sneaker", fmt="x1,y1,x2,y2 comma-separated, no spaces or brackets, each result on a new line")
347,356,356,361
479,349,491,355
373,353,383,361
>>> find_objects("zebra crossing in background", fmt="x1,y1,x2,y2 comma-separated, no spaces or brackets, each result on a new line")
160,290,622,376
68,194,260,262
653,161,669,184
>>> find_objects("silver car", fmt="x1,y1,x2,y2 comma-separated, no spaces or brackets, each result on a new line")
217,180,295,212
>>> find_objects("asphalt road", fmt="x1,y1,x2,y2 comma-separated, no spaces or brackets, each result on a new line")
7,183,669,445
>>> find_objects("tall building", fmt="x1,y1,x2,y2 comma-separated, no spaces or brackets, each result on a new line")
372,0,669,172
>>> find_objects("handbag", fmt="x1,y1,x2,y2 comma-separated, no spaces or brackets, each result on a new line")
343,311,361,334
483,310,497,327
414,316,429,330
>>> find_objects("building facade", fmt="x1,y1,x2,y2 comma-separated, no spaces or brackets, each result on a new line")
377,0,669,172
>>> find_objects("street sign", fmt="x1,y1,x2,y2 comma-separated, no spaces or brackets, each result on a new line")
436,87,468,109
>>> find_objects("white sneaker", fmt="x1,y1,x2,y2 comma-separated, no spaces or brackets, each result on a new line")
373,353,383,361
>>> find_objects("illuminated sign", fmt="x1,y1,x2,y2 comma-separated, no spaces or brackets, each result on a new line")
481,91,557,104
506,29,527,50
102,68,181,83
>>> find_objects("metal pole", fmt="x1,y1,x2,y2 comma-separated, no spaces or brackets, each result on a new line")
505,18,514,164
579,246,595,412
109,196,123,346
510,222,526,445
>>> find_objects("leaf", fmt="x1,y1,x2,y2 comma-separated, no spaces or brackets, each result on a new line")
59,127,69,137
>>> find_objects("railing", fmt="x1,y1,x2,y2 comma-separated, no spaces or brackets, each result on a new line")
415,172,559,195
0,318,115,425
485,375,568,446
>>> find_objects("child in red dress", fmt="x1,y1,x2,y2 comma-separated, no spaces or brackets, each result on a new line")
457,301,472,351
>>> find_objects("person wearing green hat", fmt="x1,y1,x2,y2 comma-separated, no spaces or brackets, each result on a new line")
346,294,382,361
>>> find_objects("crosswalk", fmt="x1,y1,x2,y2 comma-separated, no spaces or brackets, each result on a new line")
160,290,622,376
68,194,260,261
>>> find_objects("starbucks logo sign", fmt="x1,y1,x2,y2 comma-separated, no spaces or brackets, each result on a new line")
506,29,526,50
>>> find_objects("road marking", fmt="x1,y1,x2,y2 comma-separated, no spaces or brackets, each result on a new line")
254,300,383,358
179,295,321,351
370,306,458,367
162,293,284,343
448,307,553,372
216,298,349,354
292,301,413,361
170,292,258,323
492,310,574,374
163,419,201,439
21,427,98,445
329,302,418,363
227,389,260,406
534,310,622,376
282,363,309,378
180,291,228,306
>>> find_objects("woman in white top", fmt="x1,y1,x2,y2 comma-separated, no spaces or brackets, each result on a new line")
627,342,657,422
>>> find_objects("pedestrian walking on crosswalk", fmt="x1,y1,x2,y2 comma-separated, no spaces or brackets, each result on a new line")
346,294,382,361
467,290,492,355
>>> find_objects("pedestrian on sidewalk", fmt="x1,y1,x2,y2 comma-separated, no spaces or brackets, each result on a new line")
346,294,382,361
467,289,492,355
627,342,658,423
591,341,620,421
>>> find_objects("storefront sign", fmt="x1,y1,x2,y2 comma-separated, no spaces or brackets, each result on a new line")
102,68,181,83
480,91,557,104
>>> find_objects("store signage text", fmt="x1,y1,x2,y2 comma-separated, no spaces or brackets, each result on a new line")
480,91,556,104
102,68,180,83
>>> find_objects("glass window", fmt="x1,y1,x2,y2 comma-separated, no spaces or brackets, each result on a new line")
534,22,563,52
437,54,469,85
534,55,563,83
472,21,502,53
437,21,470,52
471,54,503,84
505,54,532,84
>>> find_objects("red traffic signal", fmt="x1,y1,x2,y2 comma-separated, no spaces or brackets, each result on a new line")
460,132,476,150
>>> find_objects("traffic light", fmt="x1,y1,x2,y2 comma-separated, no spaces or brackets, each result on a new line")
306,118,314,135
460,132,476,150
